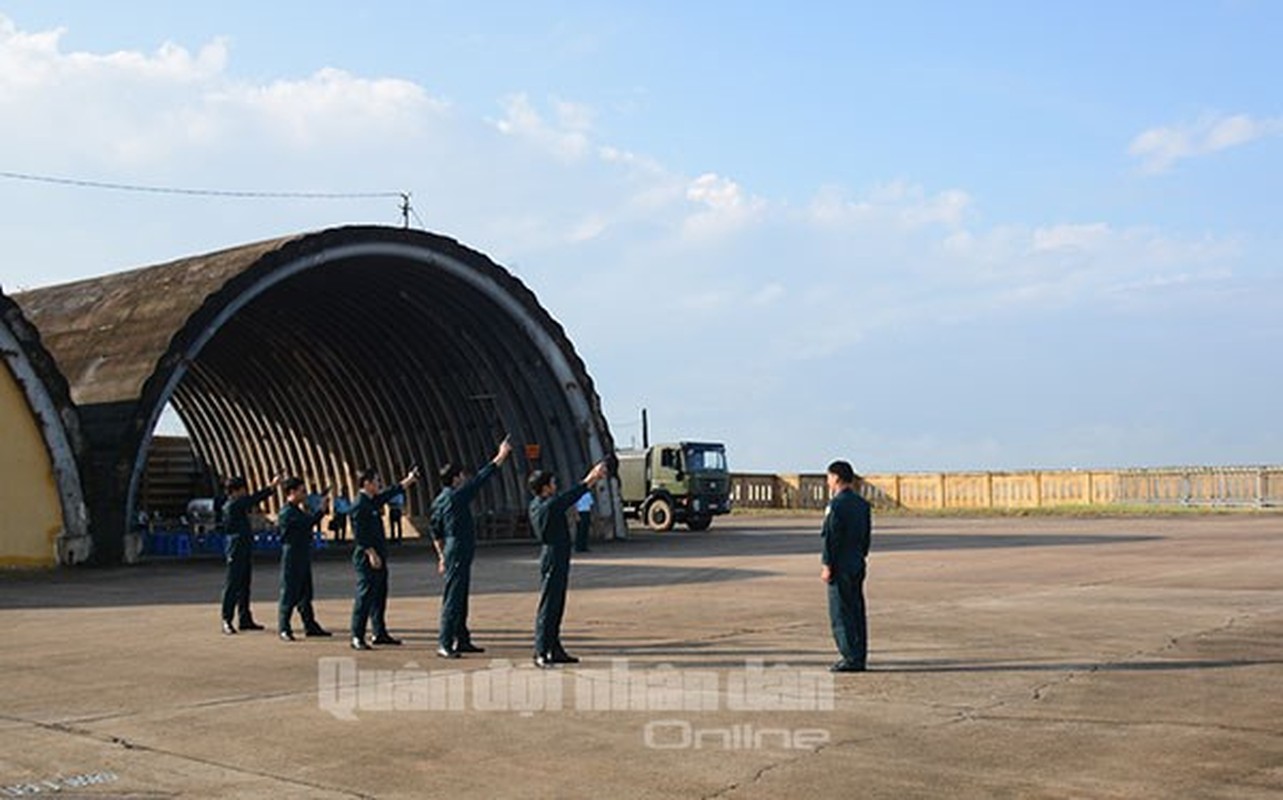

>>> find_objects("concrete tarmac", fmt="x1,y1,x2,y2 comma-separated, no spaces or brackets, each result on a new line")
1,514,1280,798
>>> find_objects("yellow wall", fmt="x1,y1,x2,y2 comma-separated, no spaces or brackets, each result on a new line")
0,362,63,566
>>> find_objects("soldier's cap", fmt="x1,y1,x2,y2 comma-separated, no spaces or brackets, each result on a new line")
282,476,305,493
225,476,247,492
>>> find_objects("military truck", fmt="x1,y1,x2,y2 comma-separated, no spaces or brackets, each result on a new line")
616,441,731,531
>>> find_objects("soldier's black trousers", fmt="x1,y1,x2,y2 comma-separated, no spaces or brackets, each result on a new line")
438,537,475,650
221,536,258,624
534,542,571,656
278,544,318,633
351,557,389,639
827,567,867,665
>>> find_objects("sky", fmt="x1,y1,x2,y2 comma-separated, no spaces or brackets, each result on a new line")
1,2,1280,473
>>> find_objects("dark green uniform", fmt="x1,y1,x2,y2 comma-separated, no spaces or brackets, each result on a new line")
430,462,497,652
278,503,324,634
220,486,274,626
529,482,590,659
822,487,872,667
349,486,405,640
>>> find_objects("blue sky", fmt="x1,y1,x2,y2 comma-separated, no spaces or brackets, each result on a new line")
1,2,1280,472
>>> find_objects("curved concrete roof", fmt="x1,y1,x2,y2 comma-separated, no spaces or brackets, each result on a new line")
0,289,91,564
16,226,618,562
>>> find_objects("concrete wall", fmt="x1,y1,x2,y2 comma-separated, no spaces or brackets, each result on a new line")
731,467,1283,511
0,361,63,566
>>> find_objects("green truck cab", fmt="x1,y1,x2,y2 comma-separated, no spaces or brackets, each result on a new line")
616,441,732,531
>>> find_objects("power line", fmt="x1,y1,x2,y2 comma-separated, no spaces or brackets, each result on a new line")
0,169,402,200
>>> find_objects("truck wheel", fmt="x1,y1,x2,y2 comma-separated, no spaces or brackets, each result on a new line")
645,498,675,532
686,514,712,532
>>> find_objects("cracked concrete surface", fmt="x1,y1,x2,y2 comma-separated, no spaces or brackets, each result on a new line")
1,514,1281,798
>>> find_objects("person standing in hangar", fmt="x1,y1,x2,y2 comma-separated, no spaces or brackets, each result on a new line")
219,473,282,635
429,436,514,658
349,465,420,650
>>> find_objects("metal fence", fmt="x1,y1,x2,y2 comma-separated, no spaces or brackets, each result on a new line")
730,466,1283,511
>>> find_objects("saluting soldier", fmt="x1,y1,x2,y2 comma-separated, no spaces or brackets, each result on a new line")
219,474,282,635
820,460,871,672
527,460,609,669
349,466,420,650
277,477,332,641
429,436,514,659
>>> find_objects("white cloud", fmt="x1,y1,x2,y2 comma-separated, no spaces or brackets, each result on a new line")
1031,223,1111,253
208,68,441,148
0,16,227,94
0,14,444,164
1106,268,1233,297
493,93,592,161
750,283,785,306
1129,112,1283,173
806,181,971,231
681,172,766,240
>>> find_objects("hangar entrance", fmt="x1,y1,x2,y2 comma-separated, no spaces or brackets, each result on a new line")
16,226,620,563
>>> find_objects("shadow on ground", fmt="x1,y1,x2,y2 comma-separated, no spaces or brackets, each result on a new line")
0,525,1161,610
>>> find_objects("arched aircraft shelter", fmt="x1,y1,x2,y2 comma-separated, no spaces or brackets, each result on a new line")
0,290,90,566
15,226,620,563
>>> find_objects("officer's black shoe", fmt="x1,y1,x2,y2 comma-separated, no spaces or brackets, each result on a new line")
239,619,265,631
533,654,556,669
456,642,485,654
436,647,460,659
551,651,580,664
221,620,237,636
305,625,333,638
372,634,402,646
279,630,296,642
351,637,373,651
829,660,866,673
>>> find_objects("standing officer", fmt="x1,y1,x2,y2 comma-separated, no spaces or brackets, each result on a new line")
527,460,609,668
820,460,871,672
573,489,594,553
349,466,419,650
328,494,350,541
278,477,332,641
220,473,282,635
388,497,404,543
429,436,513,658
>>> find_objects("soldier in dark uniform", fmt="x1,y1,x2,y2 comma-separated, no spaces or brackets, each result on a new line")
277,477,332,641
527,460,609,668
573,490,593,553
429,437,514,658
349,466,420,650
220,474,282,635
388,500,404,543
820,460,871,672
328,494,349,541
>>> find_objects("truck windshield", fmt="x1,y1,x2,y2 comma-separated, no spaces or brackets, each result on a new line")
684,446,727,472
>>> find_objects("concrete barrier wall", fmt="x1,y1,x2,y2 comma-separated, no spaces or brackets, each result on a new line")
730,467,1283,511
